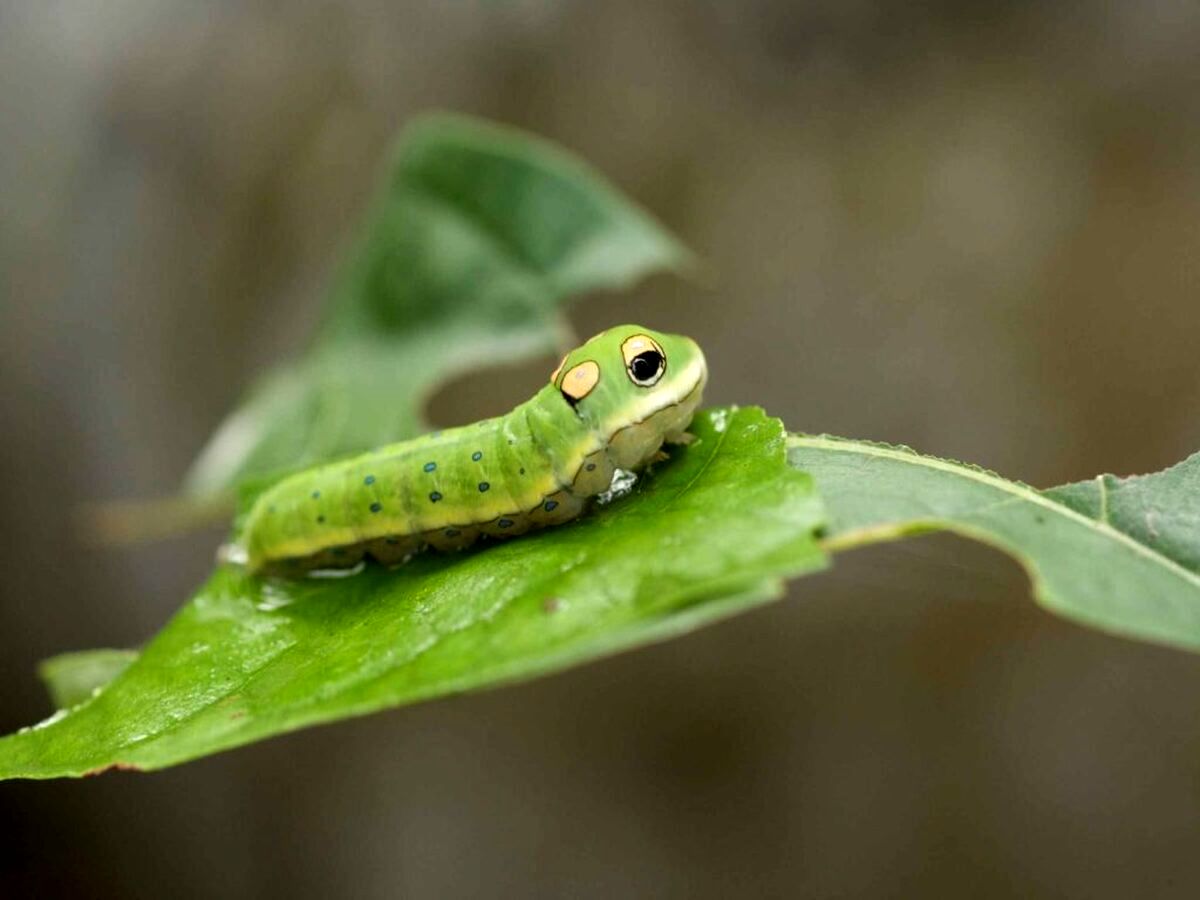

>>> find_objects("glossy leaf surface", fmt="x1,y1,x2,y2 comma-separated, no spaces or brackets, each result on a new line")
1,409,823,779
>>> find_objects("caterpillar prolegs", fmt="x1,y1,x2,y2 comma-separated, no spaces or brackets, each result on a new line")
232,325,708,576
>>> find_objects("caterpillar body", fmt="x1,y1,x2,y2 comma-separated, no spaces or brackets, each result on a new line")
234,325,707,576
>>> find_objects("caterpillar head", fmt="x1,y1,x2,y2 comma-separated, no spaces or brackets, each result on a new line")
549,324,707,440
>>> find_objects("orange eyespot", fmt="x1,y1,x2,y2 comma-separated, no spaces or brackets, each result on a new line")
560,360,600,403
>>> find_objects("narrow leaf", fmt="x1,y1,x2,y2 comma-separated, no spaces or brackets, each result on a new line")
788,435,1200,651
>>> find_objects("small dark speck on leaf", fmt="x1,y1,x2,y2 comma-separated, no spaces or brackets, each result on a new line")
542,597,562,614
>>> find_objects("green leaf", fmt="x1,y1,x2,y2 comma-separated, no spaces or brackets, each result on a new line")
184,113,692,495
2,408,824,779
37,649,139,710
788,435,1200,651
1044,456,1200,574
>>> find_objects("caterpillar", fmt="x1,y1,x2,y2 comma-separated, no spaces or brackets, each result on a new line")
231,324,707,576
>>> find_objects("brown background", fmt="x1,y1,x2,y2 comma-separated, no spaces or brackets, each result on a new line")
3,2,1200,897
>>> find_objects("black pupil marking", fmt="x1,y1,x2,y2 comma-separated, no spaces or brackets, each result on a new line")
630,350,664,383
478,482,490,492
472,451,482,461
424,462,436,472
429,491,442,503
370,502,382,513
544,500,558,511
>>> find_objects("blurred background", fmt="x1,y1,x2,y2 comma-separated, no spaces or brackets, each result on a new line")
3,1,1200,896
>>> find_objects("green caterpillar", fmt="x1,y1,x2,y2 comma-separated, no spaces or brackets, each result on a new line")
232,325,707,575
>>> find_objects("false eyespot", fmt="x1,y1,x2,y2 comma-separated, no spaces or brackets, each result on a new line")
560,360,600,404
621,334,666,387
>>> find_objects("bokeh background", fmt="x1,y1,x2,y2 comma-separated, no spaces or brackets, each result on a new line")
4,2,1200,897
